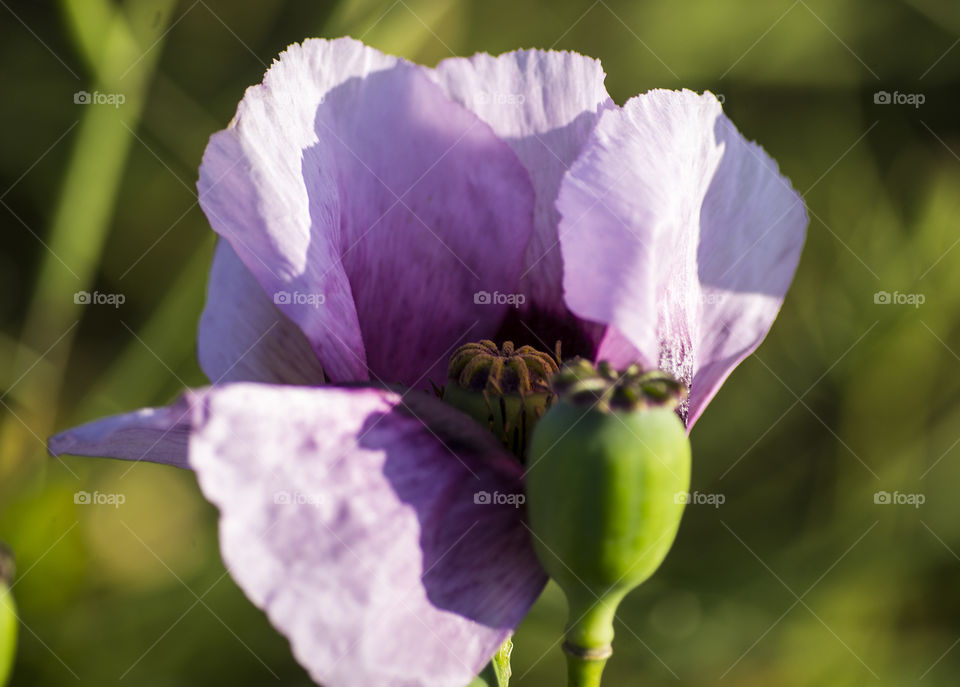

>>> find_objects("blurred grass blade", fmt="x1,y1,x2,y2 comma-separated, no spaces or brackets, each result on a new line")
1,0,178,465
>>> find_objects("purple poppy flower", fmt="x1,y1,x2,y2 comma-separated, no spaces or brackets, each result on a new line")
50,38,805,687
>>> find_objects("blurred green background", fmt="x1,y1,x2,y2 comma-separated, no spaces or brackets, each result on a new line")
2,0,959,684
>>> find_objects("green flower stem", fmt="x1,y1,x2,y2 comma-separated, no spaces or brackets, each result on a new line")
0,585,14,687
566,656,606,687
0,544,16,687
563,593,623,687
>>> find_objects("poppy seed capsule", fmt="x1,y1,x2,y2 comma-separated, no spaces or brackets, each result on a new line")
0,543,16,687
525,360,691,686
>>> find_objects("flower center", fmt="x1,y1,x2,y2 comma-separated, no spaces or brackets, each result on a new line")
445,340,560,460
448,340,559,394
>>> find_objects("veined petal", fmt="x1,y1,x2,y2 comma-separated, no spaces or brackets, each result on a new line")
558,90,806,427
199,38,536,389
51,383,547,686
432,50,613,334
198,240,326,385
48,400,191,469
185,384,546,687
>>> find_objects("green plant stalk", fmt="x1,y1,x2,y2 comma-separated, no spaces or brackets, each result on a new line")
0,544,16,687
1,0,176,463
566,656,606,687
0,584,14,687
563,593,621,687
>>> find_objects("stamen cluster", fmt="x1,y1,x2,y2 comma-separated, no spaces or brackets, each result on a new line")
446,340,560,460
448,340,559,396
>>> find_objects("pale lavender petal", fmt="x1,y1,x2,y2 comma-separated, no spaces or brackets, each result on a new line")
198,240,326,385
48,400,191,469
199,38,536,389
184,383,545,687
197,41,367,383
432,50,613,322
558,90,806,427
592,326,644,370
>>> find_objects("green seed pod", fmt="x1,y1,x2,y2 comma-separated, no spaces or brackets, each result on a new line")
525,360,691,686
0,543,16,687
